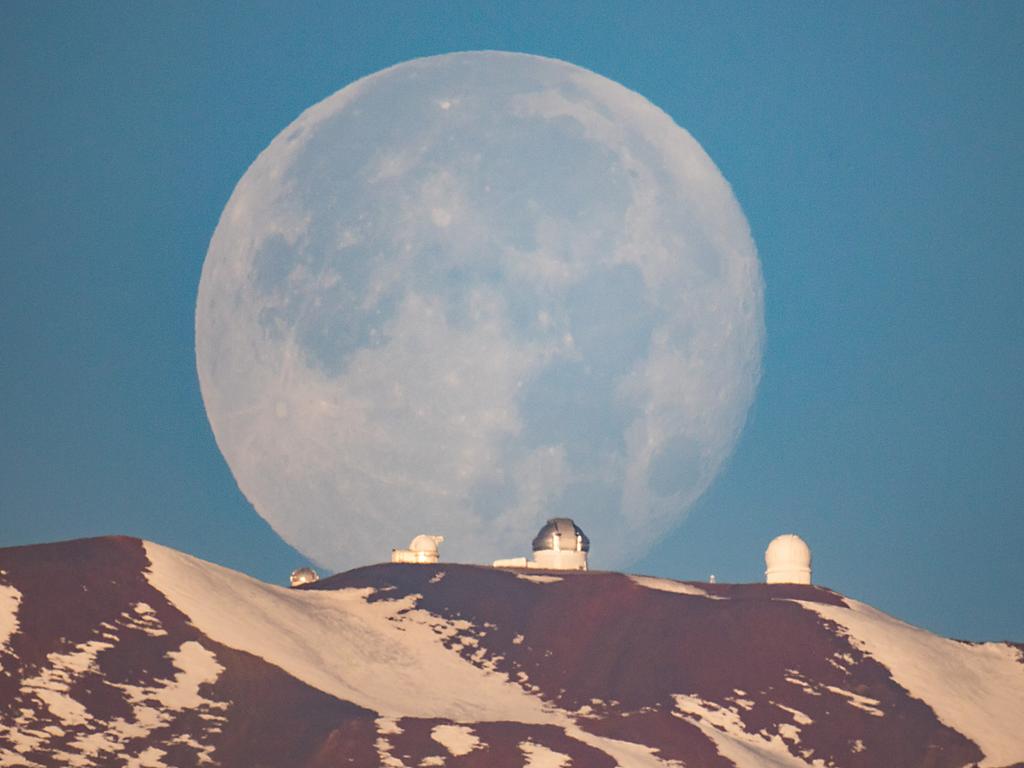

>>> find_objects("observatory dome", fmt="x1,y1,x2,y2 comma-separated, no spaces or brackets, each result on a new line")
529,518,589,570
532,518,590,553
765,534,812,585
289,567,319,587
409,534,444,555
392,534,444,564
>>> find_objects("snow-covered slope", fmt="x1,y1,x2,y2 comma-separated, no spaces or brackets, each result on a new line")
0,536,1021,768
801,599,1024,768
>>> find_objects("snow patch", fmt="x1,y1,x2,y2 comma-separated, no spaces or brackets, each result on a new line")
800,598,1024,767
68,732,126,765
431,724,480,756
629,575,721,599
516,574,563,584
8,628,226,767
125,603,168,637
783,670,820,697
374,731,404,768
827,651,855,674
774,703,813,726
565,729,686,767
116,640,226,714
520,740,571,767
777,723,802,744
727,692,755,712
822,685,883,717
0,747,43,767
124,746,166,767
376,717,403,735
673,694,826,768
0,576,21,656
19,639,113,727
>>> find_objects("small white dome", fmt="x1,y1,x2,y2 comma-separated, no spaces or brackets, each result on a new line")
765,534,812,584
290,567,319,587
409,534,444,553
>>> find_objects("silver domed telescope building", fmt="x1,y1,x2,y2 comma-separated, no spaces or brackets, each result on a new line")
494,518,590,571
531,518,589,570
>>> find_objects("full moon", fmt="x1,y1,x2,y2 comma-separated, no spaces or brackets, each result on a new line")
196,52,763,571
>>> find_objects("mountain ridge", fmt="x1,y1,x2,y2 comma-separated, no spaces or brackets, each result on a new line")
1,536,1022,768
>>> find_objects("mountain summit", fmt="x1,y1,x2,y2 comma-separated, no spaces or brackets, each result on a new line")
1,536,1022,767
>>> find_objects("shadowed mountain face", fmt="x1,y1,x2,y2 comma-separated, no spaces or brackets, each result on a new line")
1,537,1022,768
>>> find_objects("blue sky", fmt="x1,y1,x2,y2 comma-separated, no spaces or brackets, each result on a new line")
2,3,1021,642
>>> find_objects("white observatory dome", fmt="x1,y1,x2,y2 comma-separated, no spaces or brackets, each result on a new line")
290,567,319,587
764,534,812,585
392,534,444,564
409,534,444,555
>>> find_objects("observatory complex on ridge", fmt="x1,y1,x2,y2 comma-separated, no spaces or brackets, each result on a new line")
292,522,815,585
374,523,814,581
